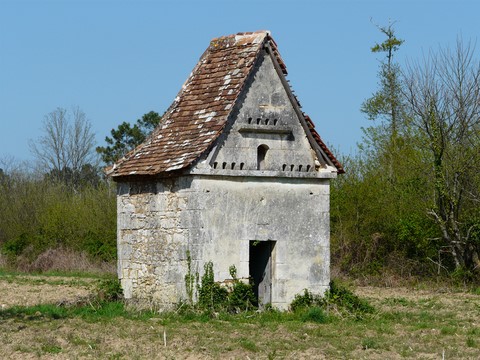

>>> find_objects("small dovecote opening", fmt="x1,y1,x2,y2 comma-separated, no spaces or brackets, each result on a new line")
213,162,218,169
231,162,236,170
257,144,269,170
248,117,252,124
306,165,311,172
240,162,244,170
282,164,287,171
222,162,227,169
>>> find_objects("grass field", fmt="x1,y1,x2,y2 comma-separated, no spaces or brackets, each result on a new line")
1,271,479,359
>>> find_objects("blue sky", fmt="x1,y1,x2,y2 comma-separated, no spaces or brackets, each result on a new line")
1,0,478,165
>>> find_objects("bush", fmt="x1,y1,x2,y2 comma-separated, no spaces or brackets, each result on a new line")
301,306,328,323
290,289,316,312
228,280,256,310
197,261,228,311
290,280,374,319
228,265,256,311
2,233,30,259
96,278,123,303
0,175,117,271
326,280,374,314
185,260,257,314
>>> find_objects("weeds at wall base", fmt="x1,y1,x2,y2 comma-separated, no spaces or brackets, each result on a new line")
183,255,257,315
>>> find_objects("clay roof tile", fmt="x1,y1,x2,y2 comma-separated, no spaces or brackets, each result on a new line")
110,31,343,178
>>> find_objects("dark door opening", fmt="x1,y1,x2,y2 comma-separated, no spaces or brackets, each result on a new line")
249,240,275,308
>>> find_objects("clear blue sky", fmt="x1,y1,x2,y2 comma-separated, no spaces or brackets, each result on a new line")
1,0,478,165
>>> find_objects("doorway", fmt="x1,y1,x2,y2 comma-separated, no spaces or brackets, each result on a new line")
249,240,275,308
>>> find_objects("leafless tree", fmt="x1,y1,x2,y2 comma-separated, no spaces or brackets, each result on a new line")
68,107,96,172
403,39,480,271
30,107,97,184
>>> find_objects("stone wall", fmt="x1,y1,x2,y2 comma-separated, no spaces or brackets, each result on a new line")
117,174,331,310
207,49,318,174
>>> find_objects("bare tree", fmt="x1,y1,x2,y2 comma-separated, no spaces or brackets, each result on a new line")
403,39,480,272
68,107,96,172
30,107,97,185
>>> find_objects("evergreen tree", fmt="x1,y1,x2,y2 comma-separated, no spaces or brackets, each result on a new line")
96,111,161,165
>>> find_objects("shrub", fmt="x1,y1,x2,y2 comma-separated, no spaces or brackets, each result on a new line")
301,306,328,323
228,265,256,312
290,280,374,319
197,261,228,311
2,233,30,259
96,278,123,303
326,280,374,314
290,289,316,312
185,260,257,313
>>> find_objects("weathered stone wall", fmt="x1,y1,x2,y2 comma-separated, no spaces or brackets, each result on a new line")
117,178,193,309
209,49,318,173
117,174,331,310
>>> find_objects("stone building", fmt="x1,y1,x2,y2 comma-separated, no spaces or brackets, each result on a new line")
108,31,344,310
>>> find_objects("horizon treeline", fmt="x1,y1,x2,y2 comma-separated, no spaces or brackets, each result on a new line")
1,26,480,282
331,25,480,281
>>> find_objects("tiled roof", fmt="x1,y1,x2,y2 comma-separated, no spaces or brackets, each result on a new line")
109,31,343,178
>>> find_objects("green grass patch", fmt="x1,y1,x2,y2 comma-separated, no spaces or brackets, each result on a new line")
467,327,480,336
41,343,62,354
440,326,456,335
362,337,378,350
239,338,258,352
0,303,69,320
471,287,480,295
466,337,477,348
300,306,329,323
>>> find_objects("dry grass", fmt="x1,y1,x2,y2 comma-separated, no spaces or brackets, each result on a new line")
0,253,7,268
1,273,480,359
14,247,116,275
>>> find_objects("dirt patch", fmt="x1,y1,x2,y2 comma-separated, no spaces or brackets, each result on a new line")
0,276,94,308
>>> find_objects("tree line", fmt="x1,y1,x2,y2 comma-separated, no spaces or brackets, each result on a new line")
0,109,160,270
331,24,480,281
1,25,479,281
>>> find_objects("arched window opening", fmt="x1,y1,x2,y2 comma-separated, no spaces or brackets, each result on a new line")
257,145,269,170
